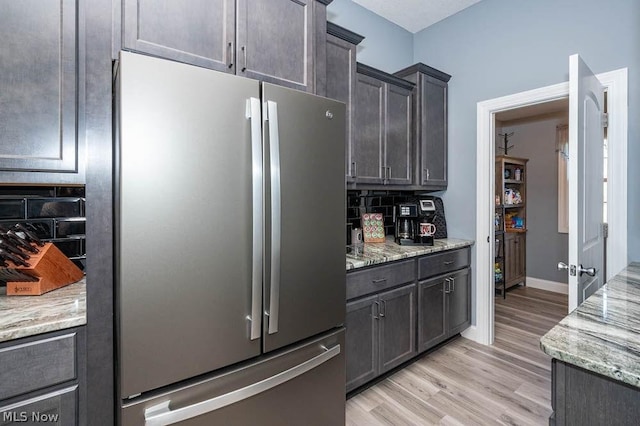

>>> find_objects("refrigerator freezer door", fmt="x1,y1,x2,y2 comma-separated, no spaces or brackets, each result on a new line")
117,52,262,398
262,83,346,352
121,329,345,426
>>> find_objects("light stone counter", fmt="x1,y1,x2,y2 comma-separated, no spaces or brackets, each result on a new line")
346,236,474,271
541,263,640,388
0,277,86,342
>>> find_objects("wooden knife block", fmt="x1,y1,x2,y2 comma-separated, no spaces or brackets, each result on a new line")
5,242,84,296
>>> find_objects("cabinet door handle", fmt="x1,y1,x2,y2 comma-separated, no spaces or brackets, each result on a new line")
387,166,392,179
227,42,234,69
351,161,357,178
373,301,380,320
451,277,455,292
380,300,386,318
424,168,430,183
241,45,247,72
444,278,450,293
371,278,387,284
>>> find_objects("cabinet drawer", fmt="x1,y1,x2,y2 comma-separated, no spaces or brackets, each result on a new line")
0,333,76,401
0,385,77,425
347,259,415,300
418,248,470,280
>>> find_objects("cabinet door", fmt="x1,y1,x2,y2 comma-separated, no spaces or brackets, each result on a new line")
504,232,526,284
447,268,471,336
419,74,448,187
345,295,379,393
0,386,77,425
326,34,357,182
417,277,447,352
0,0,78,173
123,0,235,72
237,0,314,92
379,284,416,373
353,73,385,184
385,84,412,185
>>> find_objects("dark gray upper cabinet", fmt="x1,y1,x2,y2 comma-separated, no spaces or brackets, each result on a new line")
395,63,451,189
325,22,364,183
353,63,414,187
121,0,330,93
353,72,385,184
123,0,235,73
0,0,84,182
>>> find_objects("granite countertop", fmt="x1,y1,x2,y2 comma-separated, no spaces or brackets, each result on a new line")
540,263,640,388
346,236,474,271
0,277,86,343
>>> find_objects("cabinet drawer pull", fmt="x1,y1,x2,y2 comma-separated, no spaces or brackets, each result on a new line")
371,278,387,284
443,260,454,266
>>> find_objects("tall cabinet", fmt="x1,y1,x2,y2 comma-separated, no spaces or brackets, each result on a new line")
495,155,528,296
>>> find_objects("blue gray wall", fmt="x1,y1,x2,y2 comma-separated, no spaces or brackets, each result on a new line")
326,0,413,73
413,0,639,264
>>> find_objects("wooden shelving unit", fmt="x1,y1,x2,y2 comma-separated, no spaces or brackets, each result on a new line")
495,155,529,297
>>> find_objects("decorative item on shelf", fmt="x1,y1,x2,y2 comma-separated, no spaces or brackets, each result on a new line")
495,211,502,230
495,194,501,205
494,263,503,282
514,167,522,181
504,188,522,205
361,213,385,243
504,169,511,179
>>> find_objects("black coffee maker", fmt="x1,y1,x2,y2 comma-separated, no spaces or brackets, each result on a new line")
394,203,420,245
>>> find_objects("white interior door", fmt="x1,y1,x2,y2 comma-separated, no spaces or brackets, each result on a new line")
566,54,605,312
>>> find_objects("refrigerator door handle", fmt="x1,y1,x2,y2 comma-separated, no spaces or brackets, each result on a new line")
266,100,281,335
143,344,341,426
247,98,263,341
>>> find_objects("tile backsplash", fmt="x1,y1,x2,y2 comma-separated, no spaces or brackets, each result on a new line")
0,186,86,270
346,190,413,243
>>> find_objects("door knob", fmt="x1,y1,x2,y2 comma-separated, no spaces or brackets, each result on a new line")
578,264,597,277
557,261,569,271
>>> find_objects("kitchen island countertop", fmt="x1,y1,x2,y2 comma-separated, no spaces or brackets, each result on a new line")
541,263,640,388
346,237,474,271
0,277,86,343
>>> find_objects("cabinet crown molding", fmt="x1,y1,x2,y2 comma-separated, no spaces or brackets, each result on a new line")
326,22,364,45
395,62,451,83
356,62,415,91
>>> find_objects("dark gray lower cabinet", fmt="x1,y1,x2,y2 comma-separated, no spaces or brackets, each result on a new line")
345,294,378,392
551,359,640,425
345,283,416,393
0,328,85,426
417,268,471,353
417,278,446,351
346,247,471,393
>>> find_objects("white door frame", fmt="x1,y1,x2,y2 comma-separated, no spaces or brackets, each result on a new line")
468,67,627,345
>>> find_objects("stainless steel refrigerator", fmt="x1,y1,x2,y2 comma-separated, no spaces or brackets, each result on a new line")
115,51,346,425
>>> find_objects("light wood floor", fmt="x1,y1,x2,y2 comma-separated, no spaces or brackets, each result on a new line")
346,286,568,425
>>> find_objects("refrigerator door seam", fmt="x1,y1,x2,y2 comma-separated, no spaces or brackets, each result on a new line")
143,344,341,426
266,100,281,335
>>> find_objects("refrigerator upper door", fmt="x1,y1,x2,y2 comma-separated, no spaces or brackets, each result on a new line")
262,83,346,352
117,52,262,398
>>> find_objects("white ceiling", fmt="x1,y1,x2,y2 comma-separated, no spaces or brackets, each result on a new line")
495,98,569,123
352,0,483,33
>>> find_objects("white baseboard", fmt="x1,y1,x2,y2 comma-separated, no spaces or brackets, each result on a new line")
461,325,486,344
526,277,568,294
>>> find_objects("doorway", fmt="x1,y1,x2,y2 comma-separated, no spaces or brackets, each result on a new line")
466,67,628,346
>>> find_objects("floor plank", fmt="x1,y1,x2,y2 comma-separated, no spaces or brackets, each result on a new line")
346,285,568,425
